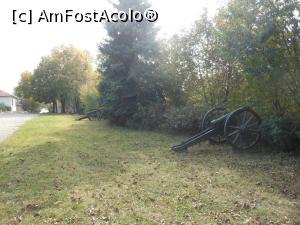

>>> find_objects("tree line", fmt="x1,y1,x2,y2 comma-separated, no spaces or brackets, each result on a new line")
97,0,299,150
15,0,300,150
15,45,99,113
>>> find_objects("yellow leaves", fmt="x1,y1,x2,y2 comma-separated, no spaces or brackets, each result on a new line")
20,71,33,80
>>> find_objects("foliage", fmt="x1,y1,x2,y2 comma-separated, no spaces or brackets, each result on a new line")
15,71,42,112
214,0,300,116
20,98,42,113
162,105,207,133
98,0,165,126
14,71,33,99
0,103,11,112
80,72,101,112
261,116,300,151
32,45,95,113
156,0,300,149
125,103,166,129
158,36,195,107
159,10,244,109
31,56,61,112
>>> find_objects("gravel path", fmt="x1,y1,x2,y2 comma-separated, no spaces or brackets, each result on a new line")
0,113,37,142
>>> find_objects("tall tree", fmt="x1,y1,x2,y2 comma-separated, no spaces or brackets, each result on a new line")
32,45,94,113
158,0,299,119
158,11,243,108
51,46,93,113
215,0,300,115
15,71,41,112
98,0,164,126
15,71,33,99
32,56,60,113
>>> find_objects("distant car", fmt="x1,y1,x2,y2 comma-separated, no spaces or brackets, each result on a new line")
40,108,49,114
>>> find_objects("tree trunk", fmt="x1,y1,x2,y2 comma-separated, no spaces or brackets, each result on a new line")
73,98,77,113
52,100,57,113
75,97,81,114
52,101,55,113
61,97,66,113
73,101,76,114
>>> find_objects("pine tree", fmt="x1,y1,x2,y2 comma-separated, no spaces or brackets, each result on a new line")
98,0,164,126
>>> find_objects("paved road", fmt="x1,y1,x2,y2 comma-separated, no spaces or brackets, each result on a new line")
0,113,37,142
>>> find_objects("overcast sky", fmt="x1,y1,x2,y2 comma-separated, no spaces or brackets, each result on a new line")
0,0,225,94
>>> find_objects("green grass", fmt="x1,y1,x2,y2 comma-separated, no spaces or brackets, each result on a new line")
0,115,299,225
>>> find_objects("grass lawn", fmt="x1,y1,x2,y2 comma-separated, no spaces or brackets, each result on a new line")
0,115,299,225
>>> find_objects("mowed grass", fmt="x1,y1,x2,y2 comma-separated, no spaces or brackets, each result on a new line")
0,116,299,225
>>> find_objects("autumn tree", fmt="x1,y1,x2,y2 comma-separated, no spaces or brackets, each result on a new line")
215,0,300,115
15,71,41,112
32,56,60,112
51,45,94,113
32,45,95,113
158,10,243,108
80,71,101,112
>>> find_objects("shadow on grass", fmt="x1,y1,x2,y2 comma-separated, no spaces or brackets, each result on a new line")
1,119,299,196
0,117,299,224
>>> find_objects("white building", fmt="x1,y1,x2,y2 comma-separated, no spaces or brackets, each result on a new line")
0,90,18,112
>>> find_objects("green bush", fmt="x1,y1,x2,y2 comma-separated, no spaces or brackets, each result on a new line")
261,116,300,152
162,105,207,133
124,104,207,132
0,103,11,112
21,98,41,113
125,104,166,130
80,76,100,113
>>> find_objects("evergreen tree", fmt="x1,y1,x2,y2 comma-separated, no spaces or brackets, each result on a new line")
98,0,164,126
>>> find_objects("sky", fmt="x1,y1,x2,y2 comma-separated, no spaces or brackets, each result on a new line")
0,0,226,94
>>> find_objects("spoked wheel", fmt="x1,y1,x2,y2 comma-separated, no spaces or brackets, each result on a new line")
89,113,98,121
90,116,97,121
96,111,102,121
202,107,227,144
224,107,261,150
88,110,102,121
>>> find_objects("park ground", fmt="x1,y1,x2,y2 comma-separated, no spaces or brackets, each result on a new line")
0,115,299,225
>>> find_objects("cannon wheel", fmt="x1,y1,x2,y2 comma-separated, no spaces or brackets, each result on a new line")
95,110,102,121
202,107,227,144
224,107,261,150
90,114,101,121
89,115,97,121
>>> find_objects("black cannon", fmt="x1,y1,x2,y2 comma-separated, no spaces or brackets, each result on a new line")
172,107,261,151
77,109,102,121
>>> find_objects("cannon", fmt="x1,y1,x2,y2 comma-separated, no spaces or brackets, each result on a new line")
172,107,261,151
77,109,102,121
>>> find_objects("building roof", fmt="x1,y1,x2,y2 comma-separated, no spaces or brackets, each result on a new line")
0,90,17,98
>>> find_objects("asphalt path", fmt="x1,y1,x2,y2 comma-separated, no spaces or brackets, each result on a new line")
0,113,37,142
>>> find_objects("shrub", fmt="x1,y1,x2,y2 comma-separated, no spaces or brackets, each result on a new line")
119,104,209,133
162,105,208,133
80,74,100,113
261,116,300,152
125,104,166,130
21,98,41,113
81,91,100,112
0,103,11,112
